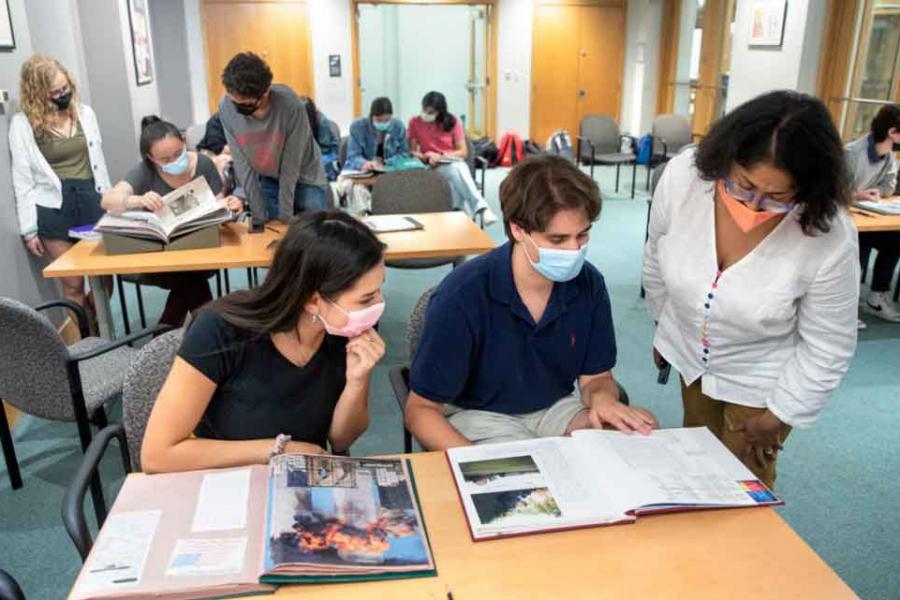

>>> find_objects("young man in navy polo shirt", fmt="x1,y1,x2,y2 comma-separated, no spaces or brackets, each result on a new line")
405,155,658,449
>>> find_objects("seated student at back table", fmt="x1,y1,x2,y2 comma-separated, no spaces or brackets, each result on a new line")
218,52,327,226
844,103,900,325
102,116,243,327
141,211,387,473
334,96,411,215
299,95,340,181
407,90,498,225
405,155,658,449
196,112,232,181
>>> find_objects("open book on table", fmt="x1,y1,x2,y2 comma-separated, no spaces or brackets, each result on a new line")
854,199,900,216
363,215,425,233
69,454,435,600
94,176,231,244
446,427,781,541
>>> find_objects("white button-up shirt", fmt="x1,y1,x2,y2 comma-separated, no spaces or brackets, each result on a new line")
642,149,859,428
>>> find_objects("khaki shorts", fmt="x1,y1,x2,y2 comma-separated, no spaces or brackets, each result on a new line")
443,395,585,445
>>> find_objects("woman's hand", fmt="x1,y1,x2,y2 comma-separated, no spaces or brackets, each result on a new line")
734,410,788,467
220,195,244,216
426,152,441,167
652,347,665,368
136,191,165,212
361,160,382,171
212,153,231,177
858,188,881,202
345,328,385,384
285,441,326,455
24,236,45,258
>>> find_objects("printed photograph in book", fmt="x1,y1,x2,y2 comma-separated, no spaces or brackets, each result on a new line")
459,455,545,489
471,487,562,527
268,455,430,568
168,189,201,217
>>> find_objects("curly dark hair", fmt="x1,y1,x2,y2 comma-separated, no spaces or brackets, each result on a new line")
870,104,900,142
694,90,849,235
221,52,272,99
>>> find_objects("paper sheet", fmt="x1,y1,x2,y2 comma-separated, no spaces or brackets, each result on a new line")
78,510,161,593
166,537,247,577
191,468,251,532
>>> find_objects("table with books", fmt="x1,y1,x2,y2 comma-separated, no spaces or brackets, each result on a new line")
851,196,900,232
69,430,856,600
43,211,494,338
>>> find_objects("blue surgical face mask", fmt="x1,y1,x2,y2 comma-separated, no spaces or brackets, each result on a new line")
372,119,391,132
420,112,437,123
525,234,588,282
160,149,190,176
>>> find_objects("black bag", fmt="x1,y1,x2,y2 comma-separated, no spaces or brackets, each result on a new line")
473,136,499,167
523,139,543,155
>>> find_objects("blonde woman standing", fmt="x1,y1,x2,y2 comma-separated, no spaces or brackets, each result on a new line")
9,54,111,319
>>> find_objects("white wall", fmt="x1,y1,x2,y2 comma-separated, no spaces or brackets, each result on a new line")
184,0,210,124
24,0,91,104
149,0,194,128
726,0,826,112
308,0,355,133
621,0,662,136
496,0,533,137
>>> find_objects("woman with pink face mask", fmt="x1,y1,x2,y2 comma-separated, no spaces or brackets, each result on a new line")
642,91,858,489
142,211,386,473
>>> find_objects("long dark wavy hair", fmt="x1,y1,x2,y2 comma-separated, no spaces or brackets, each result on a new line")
694,90,849,235
421,91,456,133
203,211,385,337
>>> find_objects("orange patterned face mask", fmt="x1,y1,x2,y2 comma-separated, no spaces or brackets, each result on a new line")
717,179,781,233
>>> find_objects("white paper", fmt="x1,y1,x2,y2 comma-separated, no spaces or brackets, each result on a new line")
191,468,251,532
364,215,422,233
166,537,247,577
77,510,161,593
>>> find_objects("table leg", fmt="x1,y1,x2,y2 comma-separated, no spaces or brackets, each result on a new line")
89,276,115,339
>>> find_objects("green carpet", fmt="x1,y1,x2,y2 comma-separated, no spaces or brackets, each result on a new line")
1,165,897,599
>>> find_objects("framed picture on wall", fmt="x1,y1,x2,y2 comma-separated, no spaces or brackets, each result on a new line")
749,0,788,47
0,0,16,50
127,0,154,85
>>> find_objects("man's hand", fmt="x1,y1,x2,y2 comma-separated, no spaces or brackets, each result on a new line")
858,188,881,202
588,394,657,435
734,410,788,467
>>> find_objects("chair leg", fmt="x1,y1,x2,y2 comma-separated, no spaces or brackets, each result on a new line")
115,276,132,336
246,268,254,289
894,269,900,302
91,406,108,429
615,164,621,192
0,402,23,490
68,365,107,526
224,270,231,294
135,284,147,330
646,164,652,190
215,271,222,298
403,428,413,454
632,163,638,199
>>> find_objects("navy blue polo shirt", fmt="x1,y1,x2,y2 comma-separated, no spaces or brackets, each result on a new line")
409,242,617,414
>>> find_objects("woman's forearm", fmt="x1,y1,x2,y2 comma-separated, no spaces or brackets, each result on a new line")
141,437,274,474
328,379,371,452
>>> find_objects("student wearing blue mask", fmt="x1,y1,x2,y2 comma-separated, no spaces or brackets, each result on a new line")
405,155,658,449
102,116,243,326
334,97,410,214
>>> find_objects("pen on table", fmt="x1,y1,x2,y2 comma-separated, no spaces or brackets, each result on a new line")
850,209,876,218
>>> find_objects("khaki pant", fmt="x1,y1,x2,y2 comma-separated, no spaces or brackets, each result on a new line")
443,395,585,445
680,378,791,490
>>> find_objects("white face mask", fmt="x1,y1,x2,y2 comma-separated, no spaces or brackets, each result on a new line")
420,112,437,123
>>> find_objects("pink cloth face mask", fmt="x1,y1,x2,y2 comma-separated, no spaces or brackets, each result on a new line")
318,301,385,338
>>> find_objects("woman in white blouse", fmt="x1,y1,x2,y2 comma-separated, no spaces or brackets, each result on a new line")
643,91,859,488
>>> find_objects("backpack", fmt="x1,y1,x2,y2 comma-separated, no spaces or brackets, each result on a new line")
523,139,543,155
494,131,525,167
472,136,499,166
546,130,574,162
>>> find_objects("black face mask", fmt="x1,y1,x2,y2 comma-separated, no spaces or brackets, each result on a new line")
893,142,900,152
232,98,260,116
51,90,72,111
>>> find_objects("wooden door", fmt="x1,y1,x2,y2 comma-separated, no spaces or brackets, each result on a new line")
201,1,314,115
577,5,625,128
531,4,581,147
531,2,626,147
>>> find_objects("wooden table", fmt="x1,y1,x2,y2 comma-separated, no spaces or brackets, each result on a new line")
275,451,855,599
850,207,900,232
43,212,494,337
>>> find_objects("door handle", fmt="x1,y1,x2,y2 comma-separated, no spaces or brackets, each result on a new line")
578,90,586,99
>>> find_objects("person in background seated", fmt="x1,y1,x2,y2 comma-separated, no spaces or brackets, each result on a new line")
195,112,232,180
101,116,243,327
141,211,386,473
643,91,858,489
299,95,339,181
9,54,112,327
407,91,498,225
334,96,411,215
405,155,657,449
844,104,900,325
218,52,327,226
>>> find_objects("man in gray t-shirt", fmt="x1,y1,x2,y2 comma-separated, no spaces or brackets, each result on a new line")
218,52,326,226
844,104,900,324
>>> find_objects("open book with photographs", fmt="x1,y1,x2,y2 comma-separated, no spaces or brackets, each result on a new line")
446,427,781,541
94,176,232,244
68,454,435,600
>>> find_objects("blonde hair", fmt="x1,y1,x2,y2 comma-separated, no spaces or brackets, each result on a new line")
19,54,80,138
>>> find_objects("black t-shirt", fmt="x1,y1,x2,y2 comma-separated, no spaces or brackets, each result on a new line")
177,310,348,447
196,114,227,155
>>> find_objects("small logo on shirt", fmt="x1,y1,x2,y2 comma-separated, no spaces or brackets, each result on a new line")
571,334,576,348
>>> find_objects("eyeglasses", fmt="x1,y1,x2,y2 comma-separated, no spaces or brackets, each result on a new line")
723,179,795,214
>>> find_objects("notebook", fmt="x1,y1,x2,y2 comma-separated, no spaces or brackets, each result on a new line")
446,427,781,541
363,215,425,233
69,454,435,599
854,200,900,215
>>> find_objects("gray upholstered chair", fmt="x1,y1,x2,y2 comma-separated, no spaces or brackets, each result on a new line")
338,136,349,169
370,170,464,270
0,568,25,600
184,122,206,151
62,328,184,561
646,114,693,189
0,298,164,522
388,288,633,453
465,137,488,195
577,115,638,197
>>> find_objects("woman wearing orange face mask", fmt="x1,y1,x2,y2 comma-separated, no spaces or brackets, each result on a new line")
642,91,859,489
